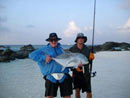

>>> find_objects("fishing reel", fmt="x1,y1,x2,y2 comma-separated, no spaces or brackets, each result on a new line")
91,71,97,77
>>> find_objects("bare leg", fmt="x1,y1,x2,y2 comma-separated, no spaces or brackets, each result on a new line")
75,88,81,98
87,92,92,98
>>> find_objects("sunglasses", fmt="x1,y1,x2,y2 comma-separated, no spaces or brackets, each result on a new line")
50,39,58,42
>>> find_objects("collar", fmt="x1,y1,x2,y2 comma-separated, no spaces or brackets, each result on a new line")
47,43,61,49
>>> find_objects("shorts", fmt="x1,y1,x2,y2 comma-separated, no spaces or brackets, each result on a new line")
45,74,73,97
72,66,91,93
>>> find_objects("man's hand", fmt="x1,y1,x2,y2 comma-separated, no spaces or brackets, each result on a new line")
76,63,83,72
45,55,52,63
76,67,83,72
78,63,83,67
89,52,95,60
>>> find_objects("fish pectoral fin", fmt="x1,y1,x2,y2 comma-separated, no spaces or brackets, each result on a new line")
67,59,78,67
61,67,65,71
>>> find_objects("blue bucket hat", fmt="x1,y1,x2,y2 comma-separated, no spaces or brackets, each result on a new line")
46,32,61,41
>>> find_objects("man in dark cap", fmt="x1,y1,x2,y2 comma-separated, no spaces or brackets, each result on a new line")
69,33,94,98
29,33,72,98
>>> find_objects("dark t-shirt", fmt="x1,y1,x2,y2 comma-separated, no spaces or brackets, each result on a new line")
69,44,90,59
69,44,91,79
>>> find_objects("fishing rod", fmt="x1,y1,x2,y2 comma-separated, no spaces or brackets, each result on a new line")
90,0,96,77
89,1,97,98
92,0,96,53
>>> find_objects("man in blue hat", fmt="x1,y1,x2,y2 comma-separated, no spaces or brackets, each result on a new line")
69,33,94,98
29,33,73,98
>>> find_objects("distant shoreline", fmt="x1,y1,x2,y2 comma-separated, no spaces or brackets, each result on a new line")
0,41,130,62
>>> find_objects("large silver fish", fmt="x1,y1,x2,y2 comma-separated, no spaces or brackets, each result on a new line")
52,51,89,71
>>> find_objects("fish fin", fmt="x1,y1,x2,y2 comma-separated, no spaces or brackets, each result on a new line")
67,59,78,67
61,67,66,71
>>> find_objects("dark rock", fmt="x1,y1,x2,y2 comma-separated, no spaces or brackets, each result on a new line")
101,42,120,51
93,45,102,52
0,46,6,55
98,42,130,51
0,56,10,62
15,51,30,59
10,53,17,60
0,42,130,62
88,45,102,52
88,42,130,52
119,42,130,50
15,44,35,59
0,45,5,48
0,45,36,62
1,48,15,56
20,44,35,51
0,50,4,55
0,48,16,62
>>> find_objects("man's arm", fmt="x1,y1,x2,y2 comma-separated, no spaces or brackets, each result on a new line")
29,48,46,63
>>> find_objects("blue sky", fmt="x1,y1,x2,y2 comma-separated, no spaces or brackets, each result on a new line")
0,0,130,45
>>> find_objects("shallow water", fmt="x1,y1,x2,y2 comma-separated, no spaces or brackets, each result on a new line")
0,51,130,98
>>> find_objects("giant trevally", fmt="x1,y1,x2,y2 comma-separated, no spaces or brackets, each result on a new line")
52,51,89,71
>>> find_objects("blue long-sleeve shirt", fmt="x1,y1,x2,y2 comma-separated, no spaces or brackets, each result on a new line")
29,43,69,83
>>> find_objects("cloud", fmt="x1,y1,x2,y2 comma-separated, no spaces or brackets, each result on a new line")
0,4,5,9
84,26,93,32
120,0,130,10
0,1,6,13
0,17,9,32
0,16,7,23
63,21,81,37
117,18,130,34
0,25,9,32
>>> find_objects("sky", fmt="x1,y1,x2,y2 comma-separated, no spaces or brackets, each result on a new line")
0,0,130,45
